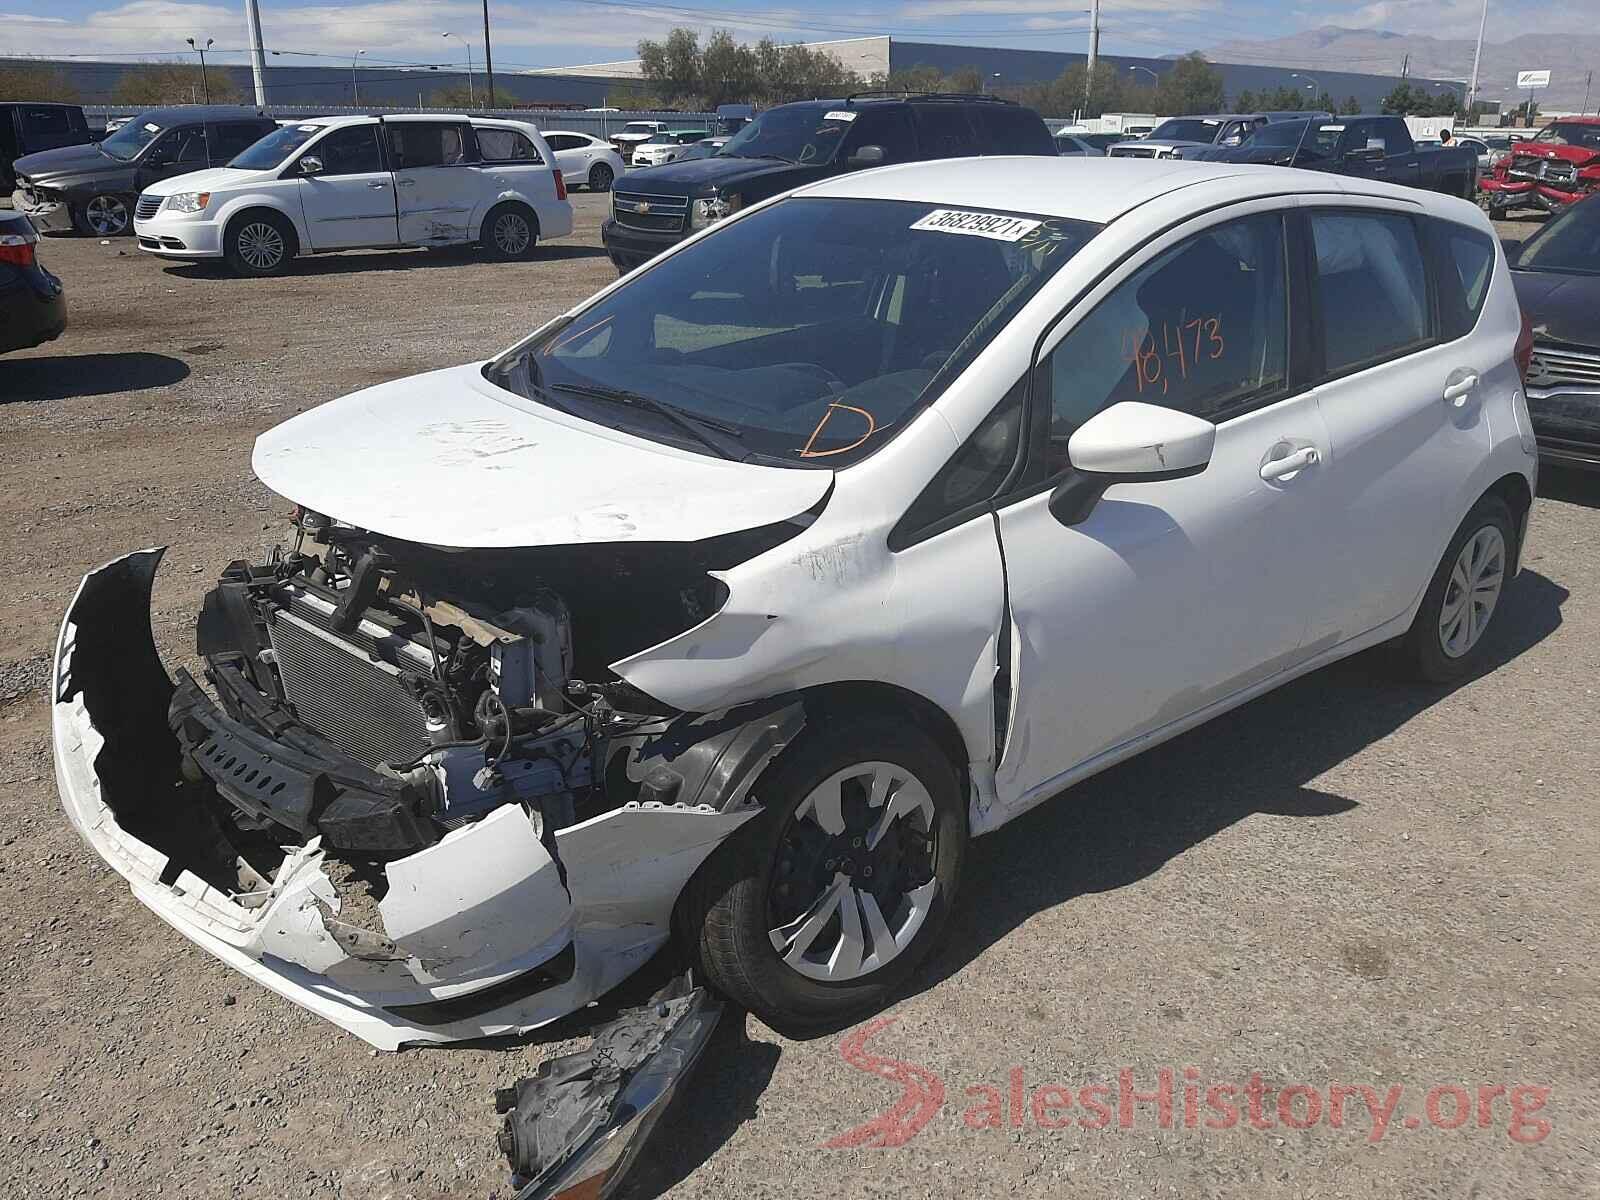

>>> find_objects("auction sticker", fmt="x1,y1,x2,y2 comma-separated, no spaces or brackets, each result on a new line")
910,209,1042,241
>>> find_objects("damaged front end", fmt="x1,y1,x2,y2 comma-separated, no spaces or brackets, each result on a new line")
54,526,803,1050
495,975,722,1200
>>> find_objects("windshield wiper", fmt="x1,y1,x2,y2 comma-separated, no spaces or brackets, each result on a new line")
549,382,747,462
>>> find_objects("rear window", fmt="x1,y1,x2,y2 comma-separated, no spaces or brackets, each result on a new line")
477,127,542,162
970,105,1055,155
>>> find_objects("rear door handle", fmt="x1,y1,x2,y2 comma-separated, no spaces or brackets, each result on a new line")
1443,369,1480,406
1260,446,1320,482
368,180,389,189
397,178,416,188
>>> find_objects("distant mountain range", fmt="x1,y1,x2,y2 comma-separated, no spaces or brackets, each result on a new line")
1203,26,1597,112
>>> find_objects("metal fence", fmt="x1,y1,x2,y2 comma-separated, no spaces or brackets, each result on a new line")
92,103,718,141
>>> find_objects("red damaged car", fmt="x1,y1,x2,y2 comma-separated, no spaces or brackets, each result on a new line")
1480,117,1600,216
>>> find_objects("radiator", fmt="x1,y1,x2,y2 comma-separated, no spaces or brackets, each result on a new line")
267,603,434,769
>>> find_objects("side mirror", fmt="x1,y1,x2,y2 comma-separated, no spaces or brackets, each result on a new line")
1047,401,1215,526
298,155,324,175
847,144,886,168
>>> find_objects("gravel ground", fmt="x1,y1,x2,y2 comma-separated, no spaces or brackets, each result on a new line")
1,199,1596,1200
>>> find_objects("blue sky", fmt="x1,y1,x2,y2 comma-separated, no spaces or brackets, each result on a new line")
0,0,1588,73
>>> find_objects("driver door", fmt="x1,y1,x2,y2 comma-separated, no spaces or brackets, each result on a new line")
992,207,1334,811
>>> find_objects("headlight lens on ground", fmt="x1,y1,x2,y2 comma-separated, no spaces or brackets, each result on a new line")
164,192,211,214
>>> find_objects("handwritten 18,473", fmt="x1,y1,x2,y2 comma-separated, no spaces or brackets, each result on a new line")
1120,315,1225,396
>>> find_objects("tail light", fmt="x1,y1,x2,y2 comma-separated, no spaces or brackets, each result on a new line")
553,169,567,202
1514,311,1535,385
0,231,37,269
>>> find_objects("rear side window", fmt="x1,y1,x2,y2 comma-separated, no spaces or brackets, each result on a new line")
913,107,980,158
21,106,70,135
316,125,385,175
1311,211,1431,375
543,133,579,151
477,128,542,162
388,122,473,168
970,106,1055,155
1432,219,1495,339
1042,212,1289,470
210,121,271,161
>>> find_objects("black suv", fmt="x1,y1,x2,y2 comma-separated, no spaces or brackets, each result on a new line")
11,106,277,237
601,93,1057,272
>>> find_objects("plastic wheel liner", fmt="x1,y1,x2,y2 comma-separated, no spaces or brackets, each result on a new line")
52,547,766,1049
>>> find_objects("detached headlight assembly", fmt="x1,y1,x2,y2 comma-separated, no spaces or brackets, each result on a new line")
690,192,744,230
164,191,211,214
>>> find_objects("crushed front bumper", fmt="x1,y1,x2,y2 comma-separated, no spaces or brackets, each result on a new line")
11,188,74,234
53,548,757,1049
1479,178,1593,212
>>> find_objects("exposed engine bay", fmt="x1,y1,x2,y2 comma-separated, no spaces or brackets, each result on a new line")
177,508,802,869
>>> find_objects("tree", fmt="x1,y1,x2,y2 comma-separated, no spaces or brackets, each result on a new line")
1234,89,1258,115
1018,61,1131,118
1340,95,1362,115
1316,90,1336,114
113,63,238,106
1154,54,1224,116
427,84,479,106
638,28,863,107
0,62,78,102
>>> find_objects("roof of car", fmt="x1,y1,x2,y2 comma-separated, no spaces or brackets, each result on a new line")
797,155,1457,226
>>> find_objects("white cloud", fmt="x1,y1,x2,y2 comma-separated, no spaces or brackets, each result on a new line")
897,0,1216,17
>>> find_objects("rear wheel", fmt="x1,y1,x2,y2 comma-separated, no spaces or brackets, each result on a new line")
687,718,966,1031
481,202,538,261
78,193,131,237
588,162,615,192
1395,494,1514,683
225,211,295,276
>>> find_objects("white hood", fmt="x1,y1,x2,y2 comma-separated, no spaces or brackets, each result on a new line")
143,166,275,196
251,364,833,548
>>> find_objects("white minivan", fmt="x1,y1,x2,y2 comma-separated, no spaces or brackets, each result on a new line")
131,114,573,275
57,158,1535,1053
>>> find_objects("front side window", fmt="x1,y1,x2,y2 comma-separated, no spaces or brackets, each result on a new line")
151,126,207,165
476,128,540,162
1042,213,1289,473
315,125,385,175
388,122,472,169
1311,210,1430,375
843,108,918,163
488,197,1098,467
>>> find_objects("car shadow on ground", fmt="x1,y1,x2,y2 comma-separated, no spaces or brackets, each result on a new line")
1537,465,1600,509
903,566,1568,1011
162,243,608,279
0,351,189,402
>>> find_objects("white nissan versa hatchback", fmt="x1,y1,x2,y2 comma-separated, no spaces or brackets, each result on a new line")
55,158,1536,1052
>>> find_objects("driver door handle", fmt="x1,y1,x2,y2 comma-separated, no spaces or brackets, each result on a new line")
1260,446,1320,481
397,178,416,188
367,181,389,189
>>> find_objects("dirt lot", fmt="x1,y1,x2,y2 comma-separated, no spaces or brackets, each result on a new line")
2,197,1597,1199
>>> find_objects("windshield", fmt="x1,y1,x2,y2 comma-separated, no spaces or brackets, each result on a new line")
229,123,322,170
1515,198,1600,276
623,123,657,134
100,118,163,160
488,197,1098,467
1149,119,1222,142
1248,121,1342,160
1531,122,1600,151
720,106,856,165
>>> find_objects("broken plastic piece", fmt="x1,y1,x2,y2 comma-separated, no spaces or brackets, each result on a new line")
497,973,722,1199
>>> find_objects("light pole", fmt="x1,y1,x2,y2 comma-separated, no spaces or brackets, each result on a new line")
983,72,1001,94
350,49,365,105
481,0,495,108
186,37,214,104
1128,65,1158,87
443,32,475,105
1467,0,1488,112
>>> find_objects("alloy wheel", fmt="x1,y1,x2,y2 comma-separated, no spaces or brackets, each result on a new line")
236,222,286,271
768,761,938,983
590,163,614,191
492,212,531,256
85,195,129,236
1438,525,1506,659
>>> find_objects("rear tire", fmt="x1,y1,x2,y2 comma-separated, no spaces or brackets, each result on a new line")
686,716,966,1032
588,162,615,192
1395,495,1514,684
224,211,295,276
481,202,538,261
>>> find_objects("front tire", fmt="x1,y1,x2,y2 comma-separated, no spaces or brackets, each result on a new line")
224,211,295,276
77,193,131,237
688,717,966,1032
481,202,538,261
588,162,615,192
1395,494,1514,683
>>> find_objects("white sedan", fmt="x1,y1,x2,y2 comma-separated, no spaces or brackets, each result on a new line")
55,158,1534,1054
540,129,626,192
